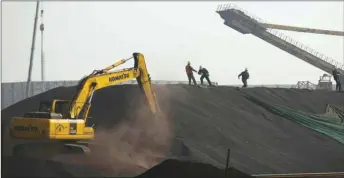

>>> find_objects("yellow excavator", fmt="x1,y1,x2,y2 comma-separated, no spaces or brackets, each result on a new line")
9,52,160,159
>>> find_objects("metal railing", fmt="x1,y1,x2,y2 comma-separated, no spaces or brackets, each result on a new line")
217,4,344,71
291,81,317,90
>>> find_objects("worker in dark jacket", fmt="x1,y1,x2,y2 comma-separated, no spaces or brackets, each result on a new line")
198,66,212,86
332,68,342,91
238,68,249,88
185,61,197,85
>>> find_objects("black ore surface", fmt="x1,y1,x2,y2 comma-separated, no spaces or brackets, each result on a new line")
2,84,344,177
135,159,253,178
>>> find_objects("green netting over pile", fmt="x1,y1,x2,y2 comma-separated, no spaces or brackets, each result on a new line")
244,94,344,145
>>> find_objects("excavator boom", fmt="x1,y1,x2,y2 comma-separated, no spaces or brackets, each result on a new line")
69,53,158,121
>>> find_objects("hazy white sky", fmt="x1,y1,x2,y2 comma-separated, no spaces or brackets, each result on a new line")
2,1,344,85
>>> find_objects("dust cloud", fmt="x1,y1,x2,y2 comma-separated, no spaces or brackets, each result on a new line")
86,85,177,175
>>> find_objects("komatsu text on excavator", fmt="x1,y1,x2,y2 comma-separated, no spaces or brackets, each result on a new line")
10,52,160,158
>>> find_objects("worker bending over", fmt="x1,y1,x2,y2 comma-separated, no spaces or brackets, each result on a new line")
332,68,342,91
185,61,197,85
238,68,250,88
198,66,212,86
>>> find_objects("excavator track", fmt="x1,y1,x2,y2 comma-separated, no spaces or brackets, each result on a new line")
12,141,90,159
11,140,113,159
12,140,114,171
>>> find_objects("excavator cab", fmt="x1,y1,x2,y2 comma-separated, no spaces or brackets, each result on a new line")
23,100,71,119
38,100,70,117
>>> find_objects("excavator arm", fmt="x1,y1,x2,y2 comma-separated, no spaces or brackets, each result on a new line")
69,53,158,121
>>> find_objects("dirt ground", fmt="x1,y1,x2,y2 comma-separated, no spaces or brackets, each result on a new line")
1,84,344,177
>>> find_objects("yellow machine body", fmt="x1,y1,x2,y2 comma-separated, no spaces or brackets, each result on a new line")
9,53,159,157
10,117,94,140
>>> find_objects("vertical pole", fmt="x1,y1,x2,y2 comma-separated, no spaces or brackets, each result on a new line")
26,1,40,98
225,148,231,178
40,5,45,91
41,26,44,82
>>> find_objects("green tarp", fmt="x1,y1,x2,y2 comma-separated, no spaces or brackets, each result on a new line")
244,94,344,145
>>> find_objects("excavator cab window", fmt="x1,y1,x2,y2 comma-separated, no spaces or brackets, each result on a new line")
54,100,71,118
38,100,70,118
39,101,52,112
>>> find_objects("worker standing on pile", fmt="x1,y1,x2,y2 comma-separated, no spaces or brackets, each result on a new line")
198,66,212,86
185,61,197,85
238,68,250,88
332,68,342,91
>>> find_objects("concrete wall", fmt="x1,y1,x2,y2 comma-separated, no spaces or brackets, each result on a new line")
1,81,79,110
1,80,219,110
2,80,337,110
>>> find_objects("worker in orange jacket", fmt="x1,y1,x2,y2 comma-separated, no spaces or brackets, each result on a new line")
185,61,197,85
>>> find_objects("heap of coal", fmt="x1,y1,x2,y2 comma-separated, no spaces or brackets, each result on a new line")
2,84,344,177
135,159,253,178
